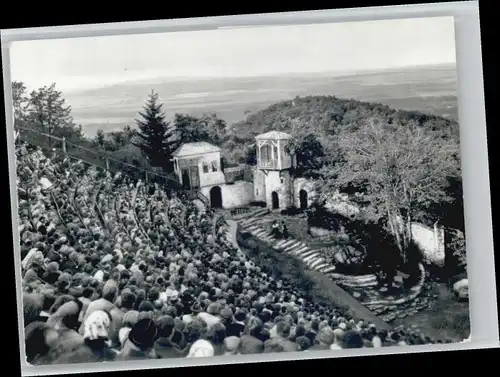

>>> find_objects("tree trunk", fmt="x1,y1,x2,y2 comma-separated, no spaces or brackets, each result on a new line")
388,209,408,265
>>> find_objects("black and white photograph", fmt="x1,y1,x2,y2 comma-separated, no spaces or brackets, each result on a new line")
4,11,479,369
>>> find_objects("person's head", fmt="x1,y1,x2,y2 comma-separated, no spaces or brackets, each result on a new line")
295,336,311,351
185,318,207,343
372,335,382,348
48,294,74,315
333,328,345,345
122,310,140,328
246,316,263,337
128,318,158,351
156,315,175,339
83,310,112,345
102,280,118,302
138,300,155,313
23,294,43,326
276,321,291,338
316,326,335,346
186,339,214,358
24,321,59,362
223,336,240,355
120,291,136,310
41,291,56,312
343,330,364,349
207,322,226,345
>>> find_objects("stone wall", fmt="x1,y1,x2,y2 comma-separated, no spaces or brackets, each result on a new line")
292,177,318,208
252,168,266,202
200,181,254,209
412,222,446,266
264,170,292,209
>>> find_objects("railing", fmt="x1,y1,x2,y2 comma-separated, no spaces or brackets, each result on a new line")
258,160,279,170
197,190,210,207
17,126,182,191
230,207,251,216
223,164,250,183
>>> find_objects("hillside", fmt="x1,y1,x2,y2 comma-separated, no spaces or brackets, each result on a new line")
225,95,460,157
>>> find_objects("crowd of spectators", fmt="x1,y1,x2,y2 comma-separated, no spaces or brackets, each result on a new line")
17,143,445,365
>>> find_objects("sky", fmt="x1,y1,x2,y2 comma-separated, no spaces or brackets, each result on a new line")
9,16,456,93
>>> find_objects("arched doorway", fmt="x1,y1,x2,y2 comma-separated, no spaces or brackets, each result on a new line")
299,189,308,210
210,186,223,208
271,191,279,209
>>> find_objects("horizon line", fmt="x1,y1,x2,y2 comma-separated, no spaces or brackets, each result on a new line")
15,61,457,94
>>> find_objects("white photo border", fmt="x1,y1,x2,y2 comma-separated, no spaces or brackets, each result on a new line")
2,1,498,376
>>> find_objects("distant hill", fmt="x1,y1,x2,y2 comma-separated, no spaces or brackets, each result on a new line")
228,94,459,142
65,64,458,137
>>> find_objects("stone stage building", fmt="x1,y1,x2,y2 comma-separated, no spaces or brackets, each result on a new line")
172,131,317,211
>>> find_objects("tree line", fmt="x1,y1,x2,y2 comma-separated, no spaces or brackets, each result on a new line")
11,81,466,273
12,83,228,175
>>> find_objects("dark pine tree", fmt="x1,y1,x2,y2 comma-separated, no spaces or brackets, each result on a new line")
133,90,175,173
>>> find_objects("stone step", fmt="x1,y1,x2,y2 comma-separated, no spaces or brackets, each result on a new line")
291,246,310,256
309,258,326,269
260,235,274,242
314,263,331,272
281,241,303,251
322,266,336,273
275,239,289,248
253,229,267,237
249,229,262,236
302,252,320,263
246,224,260,231
276,240,297,250
284,241,306,251
299,249,318,259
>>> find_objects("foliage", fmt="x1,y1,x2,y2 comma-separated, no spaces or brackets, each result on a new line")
171,112,227,146
15,82,84,144
448,229,466,269
12,81,29,130
132,91,176,172
286,133,325,178
228,95,459,150
319,118,460,264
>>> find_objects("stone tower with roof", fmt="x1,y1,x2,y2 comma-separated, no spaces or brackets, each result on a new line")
253,130,296,209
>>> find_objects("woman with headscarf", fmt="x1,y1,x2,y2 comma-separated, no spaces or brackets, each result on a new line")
186,339,215,358
81,310,116,361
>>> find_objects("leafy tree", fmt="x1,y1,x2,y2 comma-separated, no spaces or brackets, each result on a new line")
12,81,29,130
172,114,211,145
321,117,461,265
95,129,105,149
448,228,466,269
244,144,257,165
200,112,227,144
26,83,83,144
132,90,176,172
171,112,227,146
286,134,325,177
